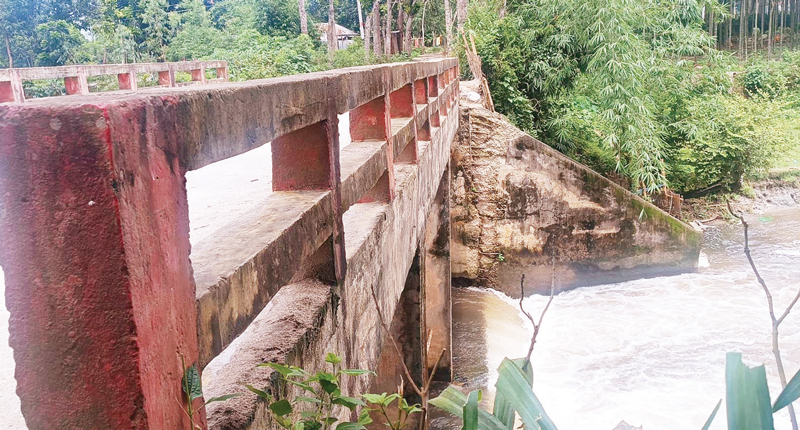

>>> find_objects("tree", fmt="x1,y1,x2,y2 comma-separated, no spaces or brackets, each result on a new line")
35,20,87,66
444,0,452,50
327,0,336,63
139,0,170,60
255,0,302,36
456,0,467,33
299,0,308,34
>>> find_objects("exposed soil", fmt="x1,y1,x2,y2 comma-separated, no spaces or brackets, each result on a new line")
681,178,800,222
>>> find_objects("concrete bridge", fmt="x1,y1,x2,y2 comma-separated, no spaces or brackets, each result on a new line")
0,57,459,429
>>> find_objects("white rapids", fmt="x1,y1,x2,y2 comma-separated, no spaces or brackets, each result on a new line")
450,207,800,430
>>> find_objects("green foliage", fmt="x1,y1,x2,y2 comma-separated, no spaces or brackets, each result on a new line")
248,353,376,430
255,0,303,37
464,0,800,196
139,0,171,60
431,357,557,430
362,392,423,430
703,352,800,429
181,354,242,429
35,20,87,66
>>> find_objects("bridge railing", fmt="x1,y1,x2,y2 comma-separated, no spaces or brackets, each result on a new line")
0,57,458,429
0,60,229,103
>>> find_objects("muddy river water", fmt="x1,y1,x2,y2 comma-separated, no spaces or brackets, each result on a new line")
445,207,800,430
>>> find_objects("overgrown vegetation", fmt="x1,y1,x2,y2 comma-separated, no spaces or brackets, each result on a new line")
462,0,800,196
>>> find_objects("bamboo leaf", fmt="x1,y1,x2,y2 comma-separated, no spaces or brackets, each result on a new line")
462,390,480,430
495,358,558,430
725,352,774,430
701,399,721,430
773,366,800,412
204,393,242,406
429,385,508,430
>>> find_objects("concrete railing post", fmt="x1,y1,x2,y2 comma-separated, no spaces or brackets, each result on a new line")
158,67,176,87
216,67,229,81
0,101,203,430
64,68,89,95
191,67,206,85
0,70,25,103
118,69,138,91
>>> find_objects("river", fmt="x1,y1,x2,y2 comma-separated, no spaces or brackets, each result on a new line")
446,207,800,430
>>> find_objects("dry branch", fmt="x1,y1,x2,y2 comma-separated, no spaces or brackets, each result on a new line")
728,200,799,430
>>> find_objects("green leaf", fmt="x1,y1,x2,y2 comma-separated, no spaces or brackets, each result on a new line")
462,390,480,430
362,393,388,405
701,399,721,430
319,379,339,394
495,358,558,430
204,393,242,406
323,417,339,425
336,422,367,430
245,384,271,400
493,358,534,430
325,353,343,365
296,396,323,404
773,366,800,412
725,352,774,430
182,365,204,401
259,362,293,377
300,421,322,430
429,386,507,430
270,399,293,417
358,408,374,425
287,380,316,393
339,369,376,377
332,395,366,410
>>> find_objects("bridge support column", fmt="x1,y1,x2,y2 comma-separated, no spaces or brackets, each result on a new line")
421,164,453,382
0,103,202,430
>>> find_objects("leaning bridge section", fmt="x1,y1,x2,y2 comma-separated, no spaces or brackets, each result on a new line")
0,58,459,429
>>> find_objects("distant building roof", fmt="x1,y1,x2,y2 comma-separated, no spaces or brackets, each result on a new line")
317,23,358,37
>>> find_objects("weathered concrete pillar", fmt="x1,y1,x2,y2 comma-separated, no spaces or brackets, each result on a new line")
191,68,206,85
350,89,396,200
118,70,138,91
0,102,202,429
427,75,440,128
271,107,346,281
158,68,176,87
372,254,424,399
390,84,414,118
414,78,427,104
216,67,229,81
64,69,89,95
0,71,24,103
421,165,453,381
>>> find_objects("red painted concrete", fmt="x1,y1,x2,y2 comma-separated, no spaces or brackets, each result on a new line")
414,79,427,105
427,76,438,98
418,120,432,141
357,171,391,203
191,69,206,84
0,81,13,103
0,99,202,430
272,121,332,191
350,97,387,141
64,76,82,95
390,85,414,118
158,70,174,87
118,72,136,90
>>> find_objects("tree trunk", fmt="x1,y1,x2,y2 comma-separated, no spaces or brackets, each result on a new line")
365,4,373,58
373,1,382,56
403,0,415,54
444,0,453,52
769,0,774,57
384,0,392,56
396,0,404,53
740,0,747,57
421,0,428,49
328,0,336,64
300,0,308,34
357,0,365,39
3,32,12,68
499,0,506,18
457,0,467,33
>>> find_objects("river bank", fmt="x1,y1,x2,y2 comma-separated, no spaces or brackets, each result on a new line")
682,174,800,221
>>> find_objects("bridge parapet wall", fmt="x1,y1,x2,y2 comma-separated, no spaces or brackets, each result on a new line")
0,58,458,429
